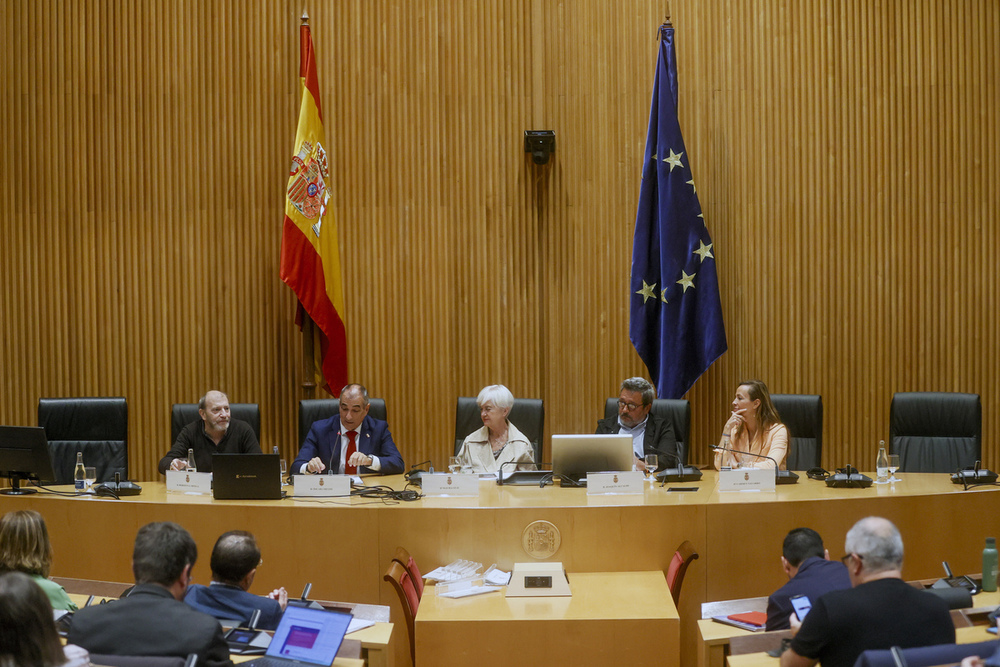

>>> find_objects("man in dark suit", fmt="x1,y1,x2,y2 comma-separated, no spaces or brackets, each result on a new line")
595,377,679,472
292,383,404,475
184,531,287,631
67,522,233,667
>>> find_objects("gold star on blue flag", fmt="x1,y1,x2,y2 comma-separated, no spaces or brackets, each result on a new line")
629,21,727,399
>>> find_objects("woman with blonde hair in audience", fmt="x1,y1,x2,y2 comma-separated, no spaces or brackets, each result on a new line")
0,509,77,611
456,384,535,473
714,379,789,470
0,570,90,666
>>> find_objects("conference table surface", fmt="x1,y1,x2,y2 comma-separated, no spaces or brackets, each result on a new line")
7,471,1000,667
415,571,678,667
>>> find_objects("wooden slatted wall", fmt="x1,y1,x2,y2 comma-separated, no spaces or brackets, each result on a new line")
1,0,997,481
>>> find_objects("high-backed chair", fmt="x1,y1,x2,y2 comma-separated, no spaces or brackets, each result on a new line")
854,639,998,667
38,397,128,484
454,397,544,463
383,560,419,664
297,398,388,447
889,392,981,473
170,403,261,444
666,540,700,605
392,546,424,600
604,398,691,465
90,655,194,667
770,394,823,470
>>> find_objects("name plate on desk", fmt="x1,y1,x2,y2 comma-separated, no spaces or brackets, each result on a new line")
421,473,480,497
718,468,775,492
165,470,212,494
586,471,644,495
293,474,350,497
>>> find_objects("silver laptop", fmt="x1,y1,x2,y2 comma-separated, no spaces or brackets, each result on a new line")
551,434,634,485
243,604,353,667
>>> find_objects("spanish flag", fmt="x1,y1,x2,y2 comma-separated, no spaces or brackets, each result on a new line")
279,17,348,395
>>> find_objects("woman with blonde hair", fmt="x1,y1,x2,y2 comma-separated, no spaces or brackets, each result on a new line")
0,509,77,611
714,379,788,470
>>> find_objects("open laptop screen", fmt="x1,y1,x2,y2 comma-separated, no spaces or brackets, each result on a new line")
266,605,352,665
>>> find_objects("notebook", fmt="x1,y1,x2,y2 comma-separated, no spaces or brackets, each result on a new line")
242,604,353,667
212,454,283,500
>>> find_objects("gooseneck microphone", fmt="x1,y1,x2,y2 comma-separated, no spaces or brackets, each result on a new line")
655,450,703,484
711,444,799,484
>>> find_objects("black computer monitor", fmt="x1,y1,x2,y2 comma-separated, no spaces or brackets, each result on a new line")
0,426,57,495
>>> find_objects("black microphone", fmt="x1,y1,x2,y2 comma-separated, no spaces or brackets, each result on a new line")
711,444,799,484
497,459,542,485
655,449,703,484
247,608,262,631
326,432,341,474
404,460,434,485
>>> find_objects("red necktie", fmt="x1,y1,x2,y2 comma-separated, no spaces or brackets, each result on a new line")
345,431,358,474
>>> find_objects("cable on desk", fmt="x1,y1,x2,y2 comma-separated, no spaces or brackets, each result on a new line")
352,484,422,503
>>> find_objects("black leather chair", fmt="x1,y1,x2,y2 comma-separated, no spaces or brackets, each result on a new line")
889,392,981,473
170,403,261,444
38,397,128,484
454,397,544,463
603,398,691,465
298,398,388,447
770,394,823,470
90,655,195,667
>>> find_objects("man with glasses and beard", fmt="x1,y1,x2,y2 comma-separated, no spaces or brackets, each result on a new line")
595,377,678,473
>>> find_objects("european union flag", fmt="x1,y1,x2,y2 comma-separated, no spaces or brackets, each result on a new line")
630,22,727,399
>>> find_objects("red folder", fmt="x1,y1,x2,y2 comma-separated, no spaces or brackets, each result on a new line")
727,611,767,627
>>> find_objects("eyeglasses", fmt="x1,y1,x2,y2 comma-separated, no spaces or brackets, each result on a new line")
617,399,646,412
840,553,863,565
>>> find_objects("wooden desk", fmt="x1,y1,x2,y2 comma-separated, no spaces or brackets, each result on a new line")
9,472,1000,667
414,571,678,667
724,617,999,666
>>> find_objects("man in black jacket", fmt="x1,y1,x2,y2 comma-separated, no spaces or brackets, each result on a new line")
68,522,233,667
595,377,679,472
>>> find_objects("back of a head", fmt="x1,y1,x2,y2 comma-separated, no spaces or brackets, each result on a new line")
132,522,198,586
0,571,65,667
845,516,904,573
783,527,825,567
210,530,260,586
0,509,53,578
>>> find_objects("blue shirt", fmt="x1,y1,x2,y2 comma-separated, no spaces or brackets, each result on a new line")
766,556,852,631
618,416,649,460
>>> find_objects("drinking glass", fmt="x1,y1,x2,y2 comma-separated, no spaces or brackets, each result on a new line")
888,454,900,482
280,459,288,484
644,454,658,482
448,456,461,474
84,467,97,492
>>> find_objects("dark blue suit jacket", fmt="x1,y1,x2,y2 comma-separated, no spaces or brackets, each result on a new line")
292,414,404,475
184,583,283,631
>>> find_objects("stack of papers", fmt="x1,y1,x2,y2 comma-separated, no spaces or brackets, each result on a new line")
424,559,483,582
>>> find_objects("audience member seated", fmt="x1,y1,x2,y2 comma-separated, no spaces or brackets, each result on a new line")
184,530,287,630
456,384,535,474
780,516,955,667
0,509,77,611
595,376,679,472
67,522,233,667
766,527,851,630
158,390,261,474
715,379,789,469
292,383,404,475
0,571,90,667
